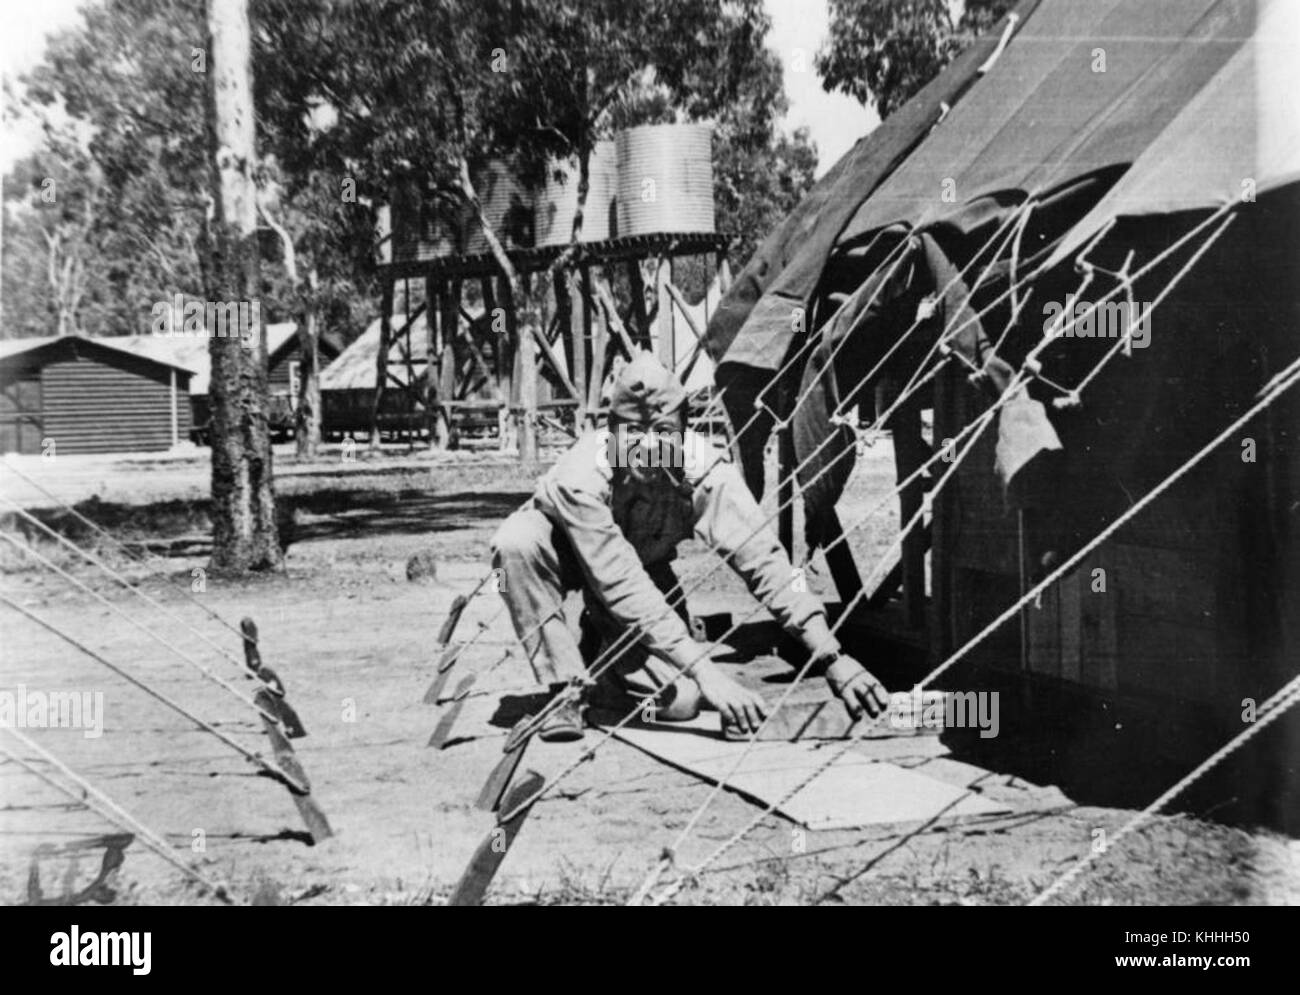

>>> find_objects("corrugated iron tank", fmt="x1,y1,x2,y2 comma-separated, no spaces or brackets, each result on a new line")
616,124,715,236
464,157,536,254
386,126,715,260
390,159,536,261
389,177,466,261
534,140,618,246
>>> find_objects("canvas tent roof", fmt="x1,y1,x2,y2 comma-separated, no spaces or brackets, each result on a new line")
1048,0,1300,265
837,0,1251,239
711,0,1263,376
704,0,1042,371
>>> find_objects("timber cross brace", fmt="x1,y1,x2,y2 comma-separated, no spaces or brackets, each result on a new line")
371,231,729,461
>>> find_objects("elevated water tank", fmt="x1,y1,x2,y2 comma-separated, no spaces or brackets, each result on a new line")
389,178,470,261
535,140,618,246
464,157,535,254
615,124,714,236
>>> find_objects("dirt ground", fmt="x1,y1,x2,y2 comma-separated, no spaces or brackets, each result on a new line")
0,443,1296,906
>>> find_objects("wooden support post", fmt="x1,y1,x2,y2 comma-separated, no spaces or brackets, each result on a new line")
593,280,639,359
930,365,957,664
553,270,574,382
716,249,732,294
569,272,587,428
664,280,707,383
891,399,929,629
447,771,544,906
456,306,498,398
778,421,795,558
515,274,538,463
586,279,609,423
656,257,674,372
703,250,714,330
483,276,514,452
581,267,595,415
628,259,651,343
425,273,438,447
370,279,394,451
434,280,457,449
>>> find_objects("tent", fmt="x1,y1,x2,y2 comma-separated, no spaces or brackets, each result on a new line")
707,0,1266,495
705,0,1044,373
1048,0,1300,264
701,0,1298,792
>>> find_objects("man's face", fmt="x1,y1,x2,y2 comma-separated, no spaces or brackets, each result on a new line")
609,412,687,488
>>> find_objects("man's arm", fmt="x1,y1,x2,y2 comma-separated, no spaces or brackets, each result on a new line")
693,458,889,719
692,458,840,661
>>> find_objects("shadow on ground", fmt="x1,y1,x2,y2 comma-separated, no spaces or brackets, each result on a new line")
2,488,529,563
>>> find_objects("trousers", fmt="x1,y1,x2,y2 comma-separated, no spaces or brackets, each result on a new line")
491,504,699,707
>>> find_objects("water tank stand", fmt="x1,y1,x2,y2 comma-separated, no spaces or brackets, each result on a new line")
369,232,729,459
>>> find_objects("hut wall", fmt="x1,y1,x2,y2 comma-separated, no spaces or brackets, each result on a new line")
26,341,191,454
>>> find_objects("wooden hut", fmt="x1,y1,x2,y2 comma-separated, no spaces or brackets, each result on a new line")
0,336,193,454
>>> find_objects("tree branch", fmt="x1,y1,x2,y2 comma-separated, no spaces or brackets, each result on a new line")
255,192,300,286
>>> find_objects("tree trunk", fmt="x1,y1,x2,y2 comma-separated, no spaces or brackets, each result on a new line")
204,0,280,573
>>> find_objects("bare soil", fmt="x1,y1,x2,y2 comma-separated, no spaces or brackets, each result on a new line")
0,444,1295,906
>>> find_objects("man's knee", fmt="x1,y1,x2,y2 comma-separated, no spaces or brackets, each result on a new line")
491,511,548,568
657,677,702,722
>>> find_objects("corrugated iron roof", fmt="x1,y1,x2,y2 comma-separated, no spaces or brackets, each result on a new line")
99,323,298,394
0,334,198,377
321,313,430,391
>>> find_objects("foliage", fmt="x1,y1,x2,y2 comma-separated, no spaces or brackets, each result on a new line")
817,0,1014,118
4,0,819,343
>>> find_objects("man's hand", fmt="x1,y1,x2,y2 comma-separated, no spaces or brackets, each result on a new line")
694,662,767,734
824,656,889,720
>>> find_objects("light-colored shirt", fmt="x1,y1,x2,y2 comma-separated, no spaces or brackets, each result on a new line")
533,429,833,674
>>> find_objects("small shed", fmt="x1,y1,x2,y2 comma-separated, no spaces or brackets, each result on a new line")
0,335,193,454
110,324,340,439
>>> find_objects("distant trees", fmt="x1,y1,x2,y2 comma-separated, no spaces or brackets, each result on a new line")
1,146,102,338
267,0,817,456
4,0,820,563
6,0,211,341
818,0,1014,118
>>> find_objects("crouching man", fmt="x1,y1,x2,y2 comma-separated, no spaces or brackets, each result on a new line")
492,352,888,742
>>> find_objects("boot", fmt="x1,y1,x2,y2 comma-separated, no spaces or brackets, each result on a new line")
537,684,585,743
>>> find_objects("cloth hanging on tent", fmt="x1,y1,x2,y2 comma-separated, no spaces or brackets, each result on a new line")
792,239,923,539
995,388,1063,506
790,233,1047,543
714,0,1257,505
